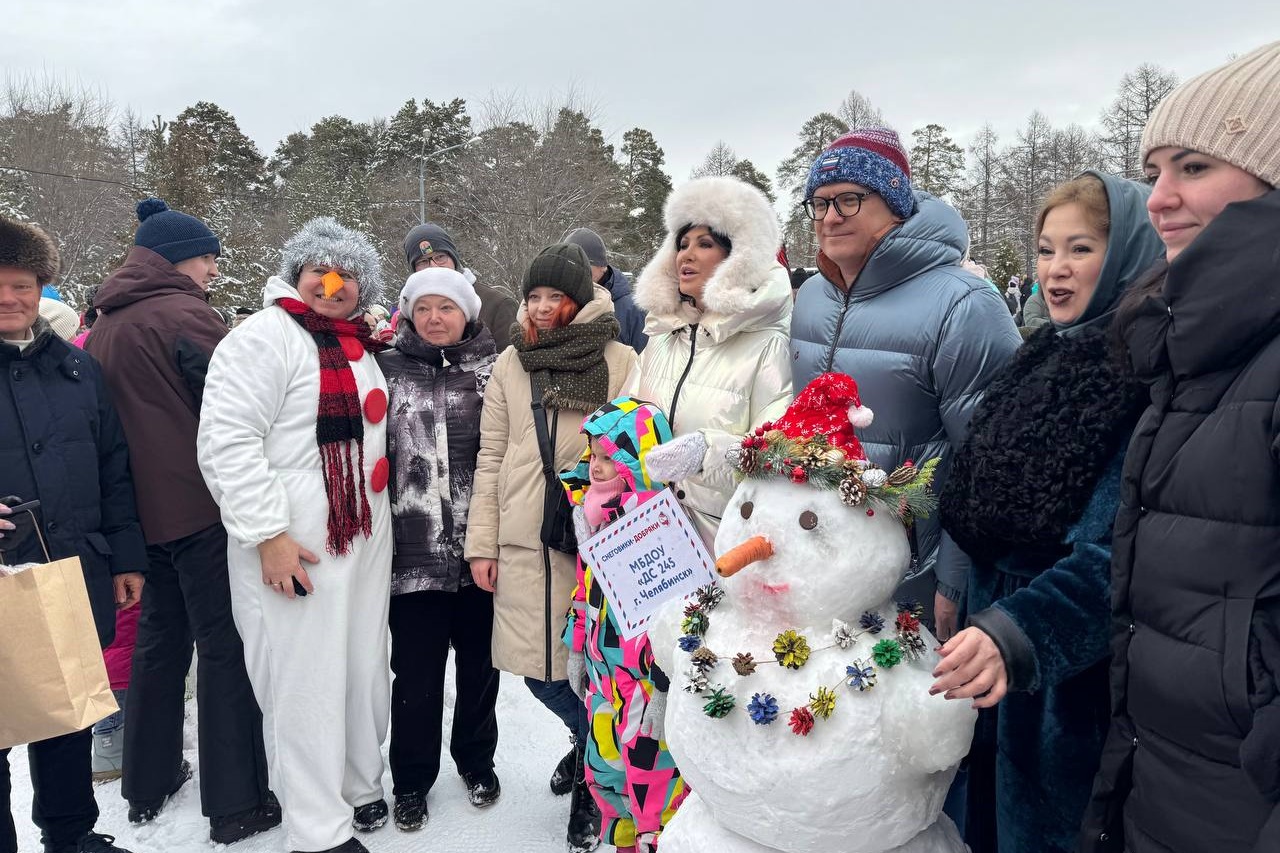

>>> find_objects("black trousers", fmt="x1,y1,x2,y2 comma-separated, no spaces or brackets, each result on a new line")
121,523,269,817
0,727,96,853
388,583,500,796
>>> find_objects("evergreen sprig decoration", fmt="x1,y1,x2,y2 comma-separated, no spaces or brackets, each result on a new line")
728,427,941,524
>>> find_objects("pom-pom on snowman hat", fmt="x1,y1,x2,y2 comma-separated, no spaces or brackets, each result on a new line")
770,373,874,459
731,372,939,522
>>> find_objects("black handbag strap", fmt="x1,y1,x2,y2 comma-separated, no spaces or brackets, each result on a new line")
529,375,561,492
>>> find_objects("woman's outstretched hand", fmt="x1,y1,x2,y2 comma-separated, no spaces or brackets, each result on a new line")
930,626,1008,709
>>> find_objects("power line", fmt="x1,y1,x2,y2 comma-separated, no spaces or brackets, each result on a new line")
0,163,149,194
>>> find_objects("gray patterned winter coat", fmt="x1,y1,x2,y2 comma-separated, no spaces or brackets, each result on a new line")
377,321,497,595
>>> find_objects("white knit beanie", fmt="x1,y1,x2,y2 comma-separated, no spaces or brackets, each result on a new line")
39,298,80,341
398,267,482,323
1142,40,1280,187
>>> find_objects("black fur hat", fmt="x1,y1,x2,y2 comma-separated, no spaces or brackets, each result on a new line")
0,216,60,285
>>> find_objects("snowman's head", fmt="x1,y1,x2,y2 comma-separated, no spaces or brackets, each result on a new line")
715,476,913,625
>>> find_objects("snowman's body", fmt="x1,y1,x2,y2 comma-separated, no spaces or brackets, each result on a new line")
652,477,976,853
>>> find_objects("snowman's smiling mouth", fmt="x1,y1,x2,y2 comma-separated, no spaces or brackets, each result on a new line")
759,581,790,595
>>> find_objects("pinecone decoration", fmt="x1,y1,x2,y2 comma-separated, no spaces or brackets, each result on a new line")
703,687,736,719
732,652,758,676
735,445,761,475
900,632,928,663
886,464,919,487
838,476,868,507
696,584,725,611
691,646,719,673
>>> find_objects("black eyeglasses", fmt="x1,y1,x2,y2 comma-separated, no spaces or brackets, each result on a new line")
801,190,876,220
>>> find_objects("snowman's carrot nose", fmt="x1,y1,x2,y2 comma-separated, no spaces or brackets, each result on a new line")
716,536,773,577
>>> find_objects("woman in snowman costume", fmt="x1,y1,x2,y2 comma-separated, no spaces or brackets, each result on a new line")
652,373,977,853
198,218,393,853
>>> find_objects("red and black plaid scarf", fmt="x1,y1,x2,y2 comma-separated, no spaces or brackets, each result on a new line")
277,297,388,556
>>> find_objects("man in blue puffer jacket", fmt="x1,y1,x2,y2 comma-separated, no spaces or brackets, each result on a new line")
790,128,1020,639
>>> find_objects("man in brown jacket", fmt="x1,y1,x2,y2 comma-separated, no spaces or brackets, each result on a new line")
85,199,276,845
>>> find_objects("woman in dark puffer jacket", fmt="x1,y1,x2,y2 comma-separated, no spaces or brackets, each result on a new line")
376,267,501,832
1078,41,1280,853
935,171,1162,853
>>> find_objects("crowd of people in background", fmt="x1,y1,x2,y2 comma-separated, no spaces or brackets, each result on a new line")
1,39,1279,853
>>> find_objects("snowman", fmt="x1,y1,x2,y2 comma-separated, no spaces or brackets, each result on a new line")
648,373,976,853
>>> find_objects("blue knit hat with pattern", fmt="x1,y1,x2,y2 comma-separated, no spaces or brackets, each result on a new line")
134,198,220,265
804,127,915,219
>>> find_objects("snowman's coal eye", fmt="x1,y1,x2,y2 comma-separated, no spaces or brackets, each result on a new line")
799,510,818,530
740,501,754,519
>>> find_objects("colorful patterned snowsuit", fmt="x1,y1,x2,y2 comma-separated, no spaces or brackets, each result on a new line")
561,398,690,850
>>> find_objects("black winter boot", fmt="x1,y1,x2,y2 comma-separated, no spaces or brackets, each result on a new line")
549,736,577,796
565,741,600,853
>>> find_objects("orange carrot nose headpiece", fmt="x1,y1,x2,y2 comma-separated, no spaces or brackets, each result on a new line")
321,270,346,298
716,535,773,577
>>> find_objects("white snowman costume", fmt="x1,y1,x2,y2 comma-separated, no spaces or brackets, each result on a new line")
198,256,392,851
649,374,976,853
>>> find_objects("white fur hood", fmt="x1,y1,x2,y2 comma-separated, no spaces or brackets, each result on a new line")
633,176,792,343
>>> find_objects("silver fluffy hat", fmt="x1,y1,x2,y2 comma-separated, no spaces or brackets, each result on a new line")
278,217,385,310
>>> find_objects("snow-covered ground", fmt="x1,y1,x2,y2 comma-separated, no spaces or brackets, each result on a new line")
12,664,612,853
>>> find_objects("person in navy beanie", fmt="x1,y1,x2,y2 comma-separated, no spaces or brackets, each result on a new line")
790,127,1020,640
132,199,220,267
85,199,278,845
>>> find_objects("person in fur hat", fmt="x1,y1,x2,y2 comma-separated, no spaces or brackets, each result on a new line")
197,218,392,853
623,175,794,550
936,171,1163,853
1,216,148,853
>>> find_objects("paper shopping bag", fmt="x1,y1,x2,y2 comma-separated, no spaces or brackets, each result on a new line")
0,557,117,749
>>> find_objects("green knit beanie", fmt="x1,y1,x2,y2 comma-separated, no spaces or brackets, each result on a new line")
521,243,595,307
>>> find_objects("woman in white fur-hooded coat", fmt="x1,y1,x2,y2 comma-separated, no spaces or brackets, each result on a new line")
627,176,794,549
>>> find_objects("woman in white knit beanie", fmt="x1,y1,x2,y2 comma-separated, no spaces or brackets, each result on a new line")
1082,40,1280,853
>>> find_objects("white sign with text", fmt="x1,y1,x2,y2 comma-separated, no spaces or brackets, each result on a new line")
580,488,717,640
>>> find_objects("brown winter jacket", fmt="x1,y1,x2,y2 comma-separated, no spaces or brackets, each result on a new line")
465,285,637,681
86,246,228,545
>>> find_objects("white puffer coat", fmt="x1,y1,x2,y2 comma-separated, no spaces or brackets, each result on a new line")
627,176,794,548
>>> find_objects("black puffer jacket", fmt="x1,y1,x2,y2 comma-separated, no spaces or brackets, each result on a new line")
376,320,497,595
0,319,147,647
1081,190,1280,853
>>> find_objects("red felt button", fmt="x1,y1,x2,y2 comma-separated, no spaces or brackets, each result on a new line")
363,388,387,424
340,336,365,361
371,457,390,493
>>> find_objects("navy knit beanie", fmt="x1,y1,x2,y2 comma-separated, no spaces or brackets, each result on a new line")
134,198,220,265
805,128,916,220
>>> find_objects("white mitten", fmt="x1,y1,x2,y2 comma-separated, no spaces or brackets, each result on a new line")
572,504,593,545
567,650,588,700
645,431,708,484
637,688,667,742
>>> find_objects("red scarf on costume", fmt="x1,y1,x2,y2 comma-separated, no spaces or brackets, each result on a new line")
277,297,388,556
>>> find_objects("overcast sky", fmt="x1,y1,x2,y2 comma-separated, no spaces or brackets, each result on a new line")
7,1,1278,192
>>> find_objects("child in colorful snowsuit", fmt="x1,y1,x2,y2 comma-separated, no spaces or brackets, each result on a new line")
561,397,689,853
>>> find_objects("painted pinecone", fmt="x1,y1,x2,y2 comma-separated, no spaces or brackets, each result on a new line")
899,631,928,662
735,445,760,474
886,464,919,487
839,476,869,507
732,652,758,676
703,688,736,719
690,646,719,673
696,584,725,611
